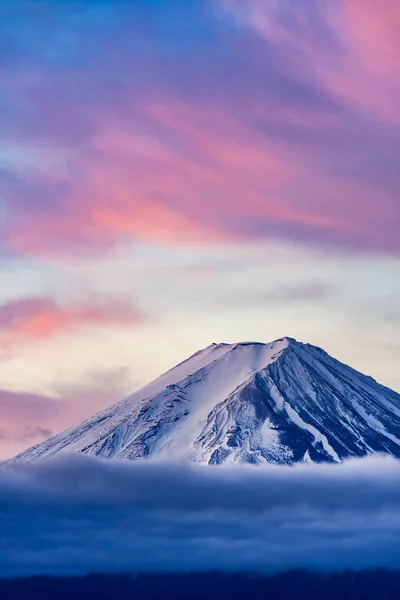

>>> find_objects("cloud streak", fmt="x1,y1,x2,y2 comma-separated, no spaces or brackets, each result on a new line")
1,0,399,259
0,426,53,445
0,296,143,347
2,455,400,576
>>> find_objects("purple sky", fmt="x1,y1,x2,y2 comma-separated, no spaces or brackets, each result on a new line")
0,0,399,458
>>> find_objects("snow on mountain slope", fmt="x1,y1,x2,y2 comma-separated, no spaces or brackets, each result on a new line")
7,337,400,465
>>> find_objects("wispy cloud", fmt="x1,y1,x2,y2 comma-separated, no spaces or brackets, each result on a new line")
0,0,398,259
0,367,134,459
0,425,53,444
0,296,143,348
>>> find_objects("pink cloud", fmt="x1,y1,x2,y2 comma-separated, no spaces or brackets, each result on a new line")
0,297,143,348
225,0,400,122
320,0,400,122
2,0,399,258
6,102,359,256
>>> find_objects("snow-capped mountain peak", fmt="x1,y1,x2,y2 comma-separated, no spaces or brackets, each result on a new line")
7,337,400,465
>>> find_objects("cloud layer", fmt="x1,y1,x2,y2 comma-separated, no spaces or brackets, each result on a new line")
2,455,400,576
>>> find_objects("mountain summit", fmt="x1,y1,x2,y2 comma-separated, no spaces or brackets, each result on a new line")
8,337,400,465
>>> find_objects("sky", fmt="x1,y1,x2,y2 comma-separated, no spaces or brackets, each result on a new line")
0,0,399,459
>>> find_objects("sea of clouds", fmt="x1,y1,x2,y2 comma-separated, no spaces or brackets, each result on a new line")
1,454,400,577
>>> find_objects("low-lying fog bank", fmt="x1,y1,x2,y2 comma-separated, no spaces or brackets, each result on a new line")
1,454,400,577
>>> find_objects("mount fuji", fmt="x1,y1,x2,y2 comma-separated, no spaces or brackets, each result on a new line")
8,337,400,465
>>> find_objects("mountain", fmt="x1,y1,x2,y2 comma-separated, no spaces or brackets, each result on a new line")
8,337,400,465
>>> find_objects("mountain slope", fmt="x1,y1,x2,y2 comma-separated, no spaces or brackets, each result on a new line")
8,337,400,465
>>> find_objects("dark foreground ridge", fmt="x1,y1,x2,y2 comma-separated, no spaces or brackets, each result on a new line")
1,571,400,600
